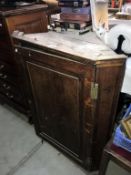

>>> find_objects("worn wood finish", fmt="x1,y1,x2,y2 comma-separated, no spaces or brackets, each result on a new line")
6,10,48,35
13,31,126,170
99,140,131,175
91,60,126,168
0,5,48,116
28,62,81,155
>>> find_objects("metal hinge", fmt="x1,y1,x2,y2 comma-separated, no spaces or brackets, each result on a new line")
91,82,99,100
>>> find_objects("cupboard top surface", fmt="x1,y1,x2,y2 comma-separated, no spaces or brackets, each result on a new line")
12,31,126,61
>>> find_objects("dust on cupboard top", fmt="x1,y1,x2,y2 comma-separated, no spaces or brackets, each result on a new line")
12,31,126,63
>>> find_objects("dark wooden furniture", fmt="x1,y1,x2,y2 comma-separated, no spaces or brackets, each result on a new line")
13,31,126,170
99,140,131,175
0,4,48,117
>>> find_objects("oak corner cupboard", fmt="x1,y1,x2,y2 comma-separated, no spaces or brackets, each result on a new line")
13,31,126,170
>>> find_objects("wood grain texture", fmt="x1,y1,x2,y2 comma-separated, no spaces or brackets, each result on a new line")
27,62,81,155
6,10,48,34
12,32,126,62
13,34,126,170
0,5,48,116
99,140,131,175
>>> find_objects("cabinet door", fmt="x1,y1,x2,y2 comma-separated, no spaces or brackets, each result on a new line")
27,61,81,156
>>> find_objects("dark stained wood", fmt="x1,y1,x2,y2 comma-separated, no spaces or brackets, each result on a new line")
13,35,126,170
92,60,126,168
6,10,48,35
27,62,81,155
99,140,131,175
0,5,48,116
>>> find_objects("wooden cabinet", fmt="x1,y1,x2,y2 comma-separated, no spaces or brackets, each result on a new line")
5,6,48,34
0,5,48,116
13,32,126,170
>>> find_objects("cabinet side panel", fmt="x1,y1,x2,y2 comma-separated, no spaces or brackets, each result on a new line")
93,60,126,169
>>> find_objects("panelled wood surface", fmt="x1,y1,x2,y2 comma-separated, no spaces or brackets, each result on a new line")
27,62,81,155
14,43,126,170
0,5,48,115
6,11,48,35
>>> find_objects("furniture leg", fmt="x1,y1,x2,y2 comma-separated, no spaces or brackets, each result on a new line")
99,150,110,175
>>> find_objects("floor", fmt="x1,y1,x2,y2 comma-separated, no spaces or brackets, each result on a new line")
0,104,130,175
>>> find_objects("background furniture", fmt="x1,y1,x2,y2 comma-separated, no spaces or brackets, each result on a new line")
99,139,131,175
13,31,126,170
0,4,48,120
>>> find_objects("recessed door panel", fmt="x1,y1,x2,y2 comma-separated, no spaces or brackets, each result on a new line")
27,62,81,155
